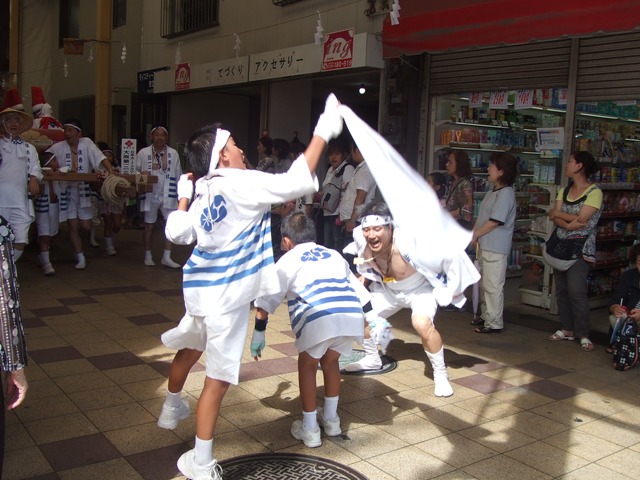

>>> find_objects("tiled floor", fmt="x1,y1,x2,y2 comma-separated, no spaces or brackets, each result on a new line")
4,224,640,479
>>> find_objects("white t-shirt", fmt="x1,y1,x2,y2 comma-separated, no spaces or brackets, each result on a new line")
339,161,376,221
322,160,355,216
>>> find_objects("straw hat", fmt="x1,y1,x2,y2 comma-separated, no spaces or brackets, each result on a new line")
1,88,34,134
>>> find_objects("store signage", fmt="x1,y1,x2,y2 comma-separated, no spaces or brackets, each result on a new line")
200,57,249,87
175,63,191,90
137,67,170,95
514,90,534,110
322,29,354,71
469,93,483,108
250,44,322,81
537,127,565,150
615,100,637,106
489,91,508,109
120,138,137,175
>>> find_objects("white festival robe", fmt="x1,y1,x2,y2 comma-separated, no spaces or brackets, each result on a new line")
164,156,319,317
135,146,181,212
337,105,480,307
255,242,367,353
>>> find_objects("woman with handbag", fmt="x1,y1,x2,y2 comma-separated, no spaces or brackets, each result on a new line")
547,151,602,351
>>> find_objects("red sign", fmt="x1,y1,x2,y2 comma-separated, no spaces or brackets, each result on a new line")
322,29,354,71
175,63,191,90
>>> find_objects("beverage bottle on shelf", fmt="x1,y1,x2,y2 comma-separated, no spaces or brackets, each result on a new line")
450,105,457,123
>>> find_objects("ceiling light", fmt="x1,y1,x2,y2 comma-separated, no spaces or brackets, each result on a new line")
359,84,366,95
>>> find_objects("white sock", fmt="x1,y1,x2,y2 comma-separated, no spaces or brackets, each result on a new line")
13,248,23,261
76,252,85,262
144,250,153,260
162,248,172,260
165,390,182,408
39,251,50,265
323,396,339,421
194,436,213,465
302,410,318,431
105,237,113,248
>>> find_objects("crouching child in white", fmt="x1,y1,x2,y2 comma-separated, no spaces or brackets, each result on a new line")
254,212,366,448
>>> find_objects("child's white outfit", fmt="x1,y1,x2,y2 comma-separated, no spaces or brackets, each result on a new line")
162,156,318,385
255,242,366,357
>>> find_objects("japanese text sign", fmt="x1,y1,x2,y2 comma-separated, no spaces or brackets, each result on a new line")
489,91,508,109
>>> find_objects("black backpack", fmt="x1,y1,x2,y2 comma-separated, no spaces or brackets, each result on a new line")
612,318,640,371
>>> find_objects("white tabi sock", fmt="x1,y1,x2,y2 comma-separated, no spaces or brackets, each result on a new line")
302,410,319,431
144,250,153,260
165,390,182,408
76,252,86,262
162,248,172,260
194,436,214,466
323,396,339,421
105,237,114,248
39,251,50,265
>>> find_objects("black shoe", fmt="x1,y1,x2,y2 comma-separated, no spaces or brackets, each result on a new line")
475,326,502,334
441,304,464,312
470,317,483,326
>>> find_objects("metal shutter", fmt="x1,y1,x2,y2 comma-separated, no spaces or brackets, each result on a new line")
428,40,572,95
576,32,640,101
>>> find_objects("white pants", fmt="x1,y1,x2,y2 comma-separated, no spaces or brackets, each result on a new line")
478,248,508,329
161,303,250,385
370,272,437,321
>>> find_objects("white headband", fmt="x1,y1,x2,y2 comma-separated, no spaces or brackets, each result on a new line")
359,215,392,228
209,128,231,174
151,126,168,135
63,123,81,131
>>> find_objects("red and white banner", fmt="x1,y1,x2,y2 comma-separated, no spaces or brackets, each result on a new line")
322,29,354,71
175,63,191,90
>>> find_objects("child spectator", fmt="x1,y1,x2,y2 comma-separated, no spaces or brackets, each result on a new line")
254,212,366,447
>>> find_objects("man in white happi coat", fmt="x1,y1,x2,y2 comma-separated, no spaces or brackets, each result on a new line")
336,104,480,398
0,104,42,262
136,125,182,268
46,118,114,269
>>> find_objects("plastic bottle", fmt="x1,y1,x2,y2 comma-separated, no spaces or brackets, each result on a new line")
450,104,457,123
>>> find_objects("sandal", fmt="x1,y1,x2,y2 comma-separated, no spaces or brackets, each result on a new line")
548,330,575,341
605,346,614,355
580,338,594,352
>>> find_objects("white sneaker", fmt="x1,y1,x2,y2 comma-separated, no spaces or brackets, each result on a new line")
157,398,190,430
105,246,117,256
89,238,100,248
342,352,382,372
291,419,322,448
42,263,56,276
434,373,454,398
317,407,341,436
161,257,181,269
177,449,223,480
75,257,87,270
144,257,156,267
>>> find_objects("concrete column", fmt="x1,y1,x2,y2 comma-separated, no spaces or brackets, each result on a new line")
95,0,112,144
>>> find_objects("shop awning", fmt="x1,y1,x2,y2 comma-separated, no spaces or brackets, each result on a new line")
383,0,640,58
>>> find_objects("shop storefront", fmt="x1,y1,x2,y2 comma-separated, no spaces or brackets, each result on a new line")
382,1,640,311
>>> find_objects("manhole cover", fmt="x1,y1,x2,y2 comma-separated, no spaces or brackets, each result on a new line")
219,452,369,479
339,349,397,375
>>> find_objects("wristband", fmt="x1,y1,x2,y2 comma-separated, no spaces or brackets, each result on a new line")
254,316,268,331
